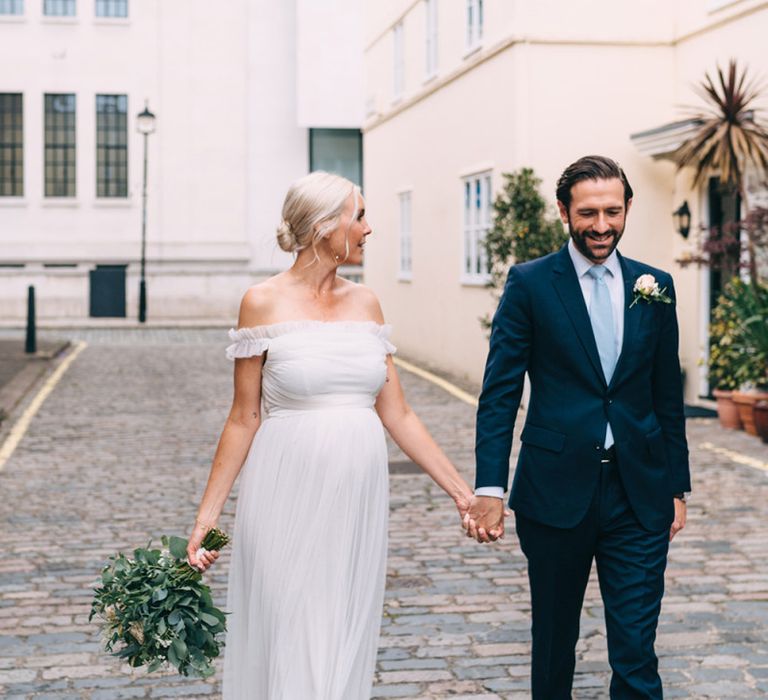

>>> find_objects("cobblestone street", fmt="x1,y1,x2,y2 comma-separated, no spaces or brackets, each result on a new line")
0,329,767,699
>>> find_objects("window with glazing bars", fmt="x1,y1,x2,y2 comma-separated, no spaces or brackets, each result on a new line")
96,94,128,197
95,0,126,17
425,0,438,78
0,1,24,15
44,0,75,16
0,94,23,197
462,172,492,281
393,22,404,100
466,0,484,49
44,94,76,197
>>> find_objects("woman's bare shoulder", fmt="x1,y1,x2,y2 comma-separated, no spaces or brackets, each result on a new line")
345,281,385,324
237,277,285,328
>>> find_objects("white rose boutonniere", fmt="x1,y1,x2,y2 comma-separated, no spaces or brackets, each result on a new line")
630,274,673,308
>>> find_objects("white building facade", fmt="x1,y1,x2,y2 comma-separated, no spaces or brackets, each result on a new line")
362,0,768,402
0,0,364,323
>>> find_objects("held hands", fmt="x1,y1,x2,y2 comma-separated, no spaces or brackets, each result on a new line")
186,519,221,573
463,496,509,543
453,489,473,525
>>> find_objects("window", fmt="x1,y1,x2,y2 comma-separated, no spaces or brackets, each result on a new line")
96,94,127,197
425,0,437,78
44,93,76,197
95,0,126,17
0,1,24,14
399,191,412,279
466,0,483,50
462,172,491,282
0,94,23,197
44,0,75,15
309,128,363,187
393,21,404,100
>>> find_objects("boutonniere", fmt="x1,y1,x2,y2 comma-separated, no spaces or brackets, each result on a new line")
630,274,673,308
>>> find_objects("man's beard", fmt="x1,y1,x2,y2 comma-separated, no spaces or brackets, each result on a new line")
569,219,624,263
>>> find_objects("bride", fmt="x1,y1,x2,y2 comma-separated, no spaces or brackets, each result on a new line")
186,171,473,699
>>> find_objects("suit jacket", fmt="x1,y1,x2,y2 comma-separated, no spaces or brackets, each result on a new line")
475,245,691,532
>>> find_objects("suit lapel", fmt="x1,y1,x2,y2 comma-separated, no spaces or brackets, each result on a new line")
551,247,607,387
609,254,641,389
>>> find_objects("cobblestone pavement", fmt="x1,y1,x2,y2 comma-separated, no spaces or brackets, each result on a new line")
0,329,767,699
0,339,70,423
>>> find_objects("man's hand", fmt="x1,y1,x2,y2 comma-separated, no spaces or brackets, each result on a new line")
670,498,686,541
465,496,506,543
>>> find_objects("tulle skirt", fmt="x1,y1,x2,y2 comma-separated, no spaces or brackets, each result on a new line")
222,407,389,699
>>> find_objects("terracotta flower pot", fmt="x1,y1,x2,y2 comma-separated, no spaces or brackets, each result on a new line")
731,390,768,436
755,401,768,444
712,388,743,430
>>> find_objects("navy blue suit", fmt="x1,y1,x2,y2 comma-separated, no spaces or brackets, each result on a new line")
475,245,690,698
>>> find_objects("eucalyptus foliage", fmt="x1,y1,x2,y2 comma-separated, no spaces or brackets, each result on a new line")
90,528,230,678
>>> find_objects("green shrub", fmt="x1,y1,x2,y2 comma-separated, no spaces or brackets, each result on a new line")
481,168,568,331
709,278,766,390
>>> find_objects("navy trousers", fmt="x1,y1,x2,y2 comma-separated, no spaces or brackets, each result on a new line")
515,457,669,700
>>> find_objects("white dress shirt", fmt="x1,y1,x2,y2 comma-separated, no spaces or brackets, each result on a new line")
475,240,624,500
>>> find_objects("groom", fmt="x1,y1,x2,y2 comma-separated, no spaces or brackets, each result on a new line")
468,155,690,699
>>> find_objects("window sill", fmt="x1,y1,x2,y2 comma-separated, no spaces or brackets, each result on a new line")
0,197,27,207
0,14,26,23
462,43,483,60
93,17,130,25
42,198,80,208
397,272,412,283
707,0,740,12
41,16,79,24
423,72,438,85
93,197,133,208
460,275,490,287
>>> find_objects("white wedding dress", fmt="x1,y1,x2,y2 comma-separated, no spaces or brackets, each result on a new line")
222,320,396,699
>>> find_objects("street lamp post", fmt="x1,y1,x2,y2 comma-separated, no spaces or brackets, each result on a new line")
136,102,156,323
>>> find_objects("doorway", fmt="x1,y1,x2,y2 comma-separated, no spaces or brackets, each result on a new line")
89,264,127,317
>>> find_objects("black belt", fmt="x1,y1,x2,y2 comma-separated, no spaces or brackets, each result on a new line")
600,446,617,463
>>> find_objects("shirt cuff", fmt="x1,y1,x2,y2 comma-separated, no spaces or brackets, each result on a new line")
475,486,505,499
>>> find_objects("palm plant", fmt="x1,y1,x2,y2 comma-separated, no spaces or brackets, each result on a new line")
673,59,768,284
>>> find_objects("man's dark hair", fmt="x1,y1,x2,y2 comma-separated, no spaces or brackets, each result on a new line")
555,155,633,210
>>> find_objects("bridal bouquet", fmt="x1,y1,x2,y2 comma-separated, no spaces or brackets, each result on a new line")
90,529,230,678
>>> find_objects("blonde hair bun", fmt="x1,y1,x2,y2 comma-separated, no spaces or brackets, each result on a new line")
276,220,296,252
278,171,359,256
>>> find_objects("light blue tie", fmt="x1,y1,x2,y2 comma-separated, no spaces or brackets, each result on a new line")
587,265,617,448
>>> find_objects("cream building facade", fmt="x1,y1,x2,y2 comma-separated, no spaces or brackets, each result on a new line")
0,0,364,323
362,0,768,402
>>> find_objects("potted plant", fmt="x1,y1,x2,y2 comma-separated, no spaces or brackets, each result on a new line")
730,280,768,436
708,281,748,429
673,60,768,429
